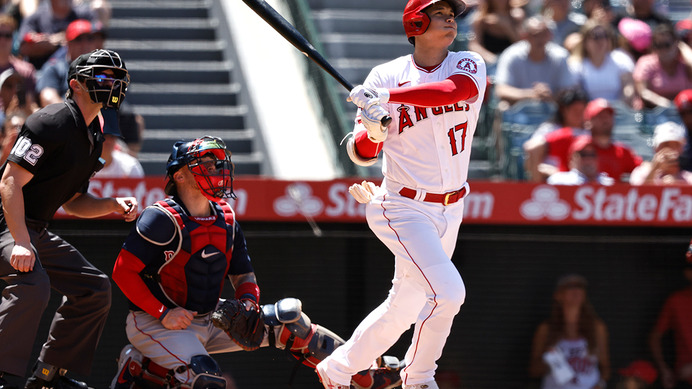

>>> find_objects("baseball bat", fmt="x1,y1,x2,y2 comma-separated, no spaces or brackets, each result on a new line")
240,0,391,126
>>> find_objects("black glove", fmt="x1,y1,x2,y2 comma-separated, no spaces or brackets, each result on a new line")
211,299,265,351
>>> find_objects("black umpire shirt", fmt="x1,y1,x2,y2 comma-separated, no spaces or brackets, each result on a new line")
0,99,104,223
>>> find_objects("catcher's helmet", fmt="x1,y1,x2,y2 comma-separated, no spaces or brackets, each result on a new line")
166,136,236,201
68,49,129,109
403,0,467,44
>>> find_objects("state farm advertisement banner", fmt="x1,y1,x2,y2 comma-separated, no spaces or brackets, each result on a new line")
57,177,692,227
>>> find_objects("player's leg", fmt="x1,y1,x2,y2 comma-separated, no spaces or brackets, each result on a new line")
0,228,50,378
319,196,451,385
28,230,111,384
125,311,225,387
399,200,466,386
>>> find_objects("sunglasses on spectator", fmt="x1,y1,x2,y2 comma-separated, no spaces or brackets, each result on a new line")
0,32,13,39
653,40,674,49
579,151,597,158
588,31,608,40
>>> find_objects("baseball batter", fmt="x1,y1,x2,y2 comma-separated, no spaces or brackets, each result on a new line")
316,1,486,388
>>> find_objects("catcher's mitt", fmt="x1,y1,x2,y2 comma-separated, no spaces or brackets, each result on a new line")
211,299,265,351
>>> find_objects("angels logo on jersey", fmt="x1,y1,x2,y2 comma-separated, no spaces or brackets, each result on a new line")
457,58,477,74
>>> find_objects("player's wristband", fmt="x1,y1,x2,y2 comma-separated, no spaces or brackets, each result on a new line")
235,282,260,303
158,307,170,321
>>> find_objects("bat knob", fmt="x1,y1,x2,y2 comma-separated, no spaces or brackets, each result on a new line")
381,116,392,127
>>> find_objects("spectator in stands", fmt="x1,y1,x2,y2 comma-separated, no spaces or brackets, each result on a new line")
93,134,144,179
0,109,26,165
615,360,658,389
569,19,640,109
618,17,653,62
36,18,144,156
582,0,615,26
613,0,671,33
17,0,96,69
0,13,37,112
630,121,692,185
0,67,34,120
677,19,692,48
649,239,692,389
524,98,642,182
633,23,692,109
468,0,523,68
529,274,610,389
541,0,585,48
673,89,692,171
531,86,589,139
523,86,588,179
494,15,578,107
36,18,103,107
547,135,615,185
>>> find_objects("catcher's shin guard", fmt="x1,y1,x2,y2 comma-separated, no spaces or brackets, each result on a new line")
111,344,144,389
263,298,345,368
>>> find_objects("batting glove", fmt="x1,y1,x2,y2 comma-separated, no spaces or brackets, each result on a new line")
349,180,379,204
360,104,389,143
348,85,390,108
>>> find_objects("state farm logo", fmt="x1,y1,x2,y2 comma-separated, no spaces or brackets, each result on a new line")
520,186,570,221
519,185,692,223
273,183,323,217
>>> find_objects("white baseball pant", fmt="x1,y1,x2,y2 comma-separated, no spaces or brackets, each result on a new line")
319,191,466,386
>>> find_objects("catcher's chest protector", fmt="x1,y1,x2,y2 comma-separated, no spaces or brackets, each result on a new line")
155,199,236,314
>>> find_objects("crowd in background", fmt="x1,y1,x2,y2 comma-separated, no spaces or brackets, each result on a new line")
0,0,691,185
463,0,692,184
0,0,143,178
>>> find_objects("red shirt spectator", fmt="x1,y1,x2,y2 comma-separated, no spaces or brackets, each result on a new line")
544,98,642,181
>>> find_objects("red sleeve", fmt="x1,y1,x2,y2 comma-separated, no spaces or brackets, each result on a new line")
388,74,478,107
354,130,383,159
545,129,575,172
112,249,168,320
654,295,675,333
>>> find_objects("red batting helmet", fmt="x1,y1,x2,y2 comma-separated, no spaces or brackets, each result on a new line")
403,0,466,44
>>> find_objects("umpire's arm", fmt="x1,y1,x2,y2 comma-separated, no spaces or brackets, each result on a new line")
62,192,138,222
0,161,35,272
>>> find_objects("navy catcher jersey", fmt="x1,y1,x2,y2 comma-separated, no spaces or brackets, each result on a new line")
116,197,254,315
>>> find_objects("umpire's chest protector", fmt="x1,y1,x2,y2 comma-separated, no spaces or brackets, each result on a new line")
154,199,235,314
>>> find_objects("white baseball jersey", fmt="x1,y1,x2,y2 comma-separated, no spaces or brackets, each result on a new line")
319,51,487,387
364,51,486,194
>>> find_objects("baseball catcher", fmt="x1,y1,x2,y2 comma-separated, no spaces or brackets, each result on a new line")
109,136,402,389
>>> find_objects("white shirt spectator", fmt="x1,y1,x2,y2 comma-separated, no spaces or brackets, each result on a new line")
95,149,144,178
570,50,635,101
547,169,615,185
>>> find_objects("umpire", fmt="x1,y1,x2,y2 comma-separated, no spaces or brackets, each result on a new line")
0,49,138,389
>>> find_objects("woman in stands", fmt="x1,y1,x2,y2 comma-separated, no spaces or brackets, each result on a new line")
529,274,611,389
634,23,692,109
468,0,523,68
568,20,640,109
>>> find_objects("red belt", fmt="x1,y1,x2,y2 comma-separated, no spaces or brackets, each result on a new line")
399,186,467,205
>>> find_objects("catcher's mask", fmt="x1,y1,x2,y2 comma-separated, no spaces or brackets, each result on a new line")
166,136,236,201
68,49,129,109
403,0,466,44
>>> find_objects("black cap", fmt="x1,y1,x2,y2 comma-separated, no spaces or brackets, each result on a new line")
67,51,92,81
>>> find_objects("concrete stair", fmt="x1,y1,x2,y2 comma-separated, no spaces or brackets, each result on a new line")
106,0,262,175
